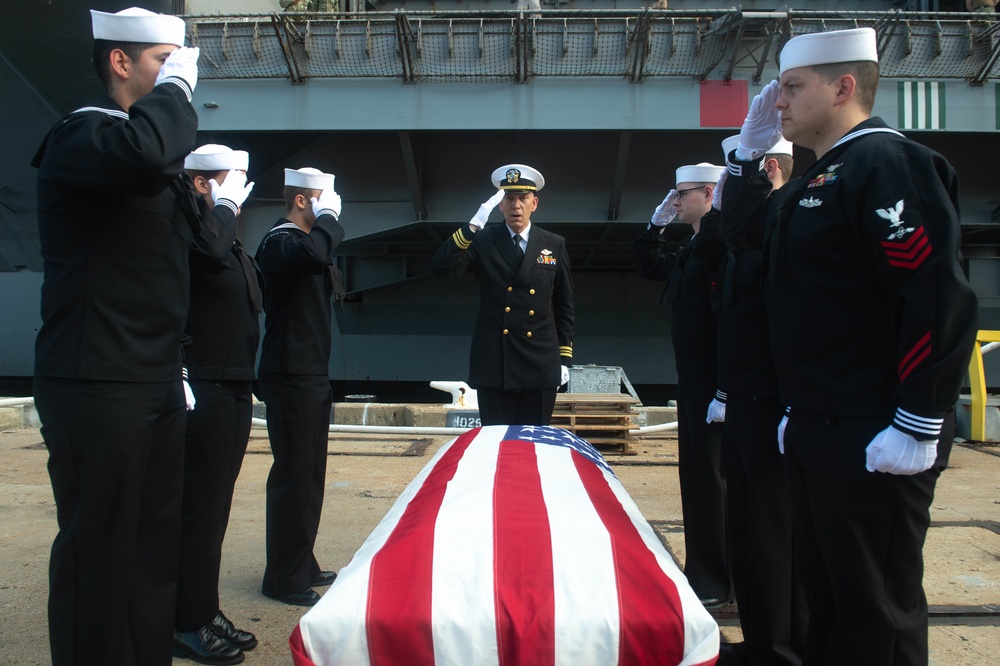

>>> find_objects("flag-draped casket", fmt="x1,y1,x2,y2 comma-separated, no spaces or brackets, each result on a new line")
291,425,719,666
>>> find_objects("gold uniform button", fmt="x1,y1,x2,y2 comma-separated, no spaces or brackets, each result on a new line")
526,331,532,338
505,307,510,313
528,310,534,316
529,289,536,295
507,286,513,292
503,329,508,335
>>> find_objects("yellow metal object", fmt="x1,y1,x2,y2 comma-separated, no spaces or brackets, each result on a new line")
968,330,1000,441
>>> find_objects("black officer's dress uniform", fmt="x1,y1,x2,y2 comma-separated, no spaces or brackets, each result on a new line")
431,222,574,425
31,84,198,665
635,211,732,604
255,214,344,598
727,118,978,664
176,190,263,630
717,179,806,665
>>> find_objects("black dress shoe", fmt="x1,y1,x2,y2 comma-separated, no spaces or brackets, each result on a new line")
718,641,750,665
699,597,730,610
210,611,258,651
312,570,338,587
173,626,244,665
263,587,321,607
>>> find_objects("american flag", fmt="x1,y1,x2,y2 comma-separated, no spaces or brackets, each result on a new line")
291,425,719,666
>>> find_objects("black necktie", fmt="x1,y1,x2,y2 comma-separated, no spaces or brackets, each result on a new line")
513,234,524,260
234,238,264,313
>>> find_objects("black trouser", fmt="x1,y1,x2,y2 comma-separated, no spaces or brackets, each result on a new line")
35,377,186,666
724,392,805,665
477,386,557,426
784,411,952,665
258,372,333,597
176,379,254,630
675,373,731,602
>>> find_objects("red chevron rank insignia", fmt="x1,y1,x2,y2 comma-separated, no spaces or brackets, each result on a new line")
880,225,932,270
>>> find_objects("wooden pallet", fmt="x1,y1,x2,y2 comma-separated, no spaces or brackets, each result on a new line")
550,393,639,455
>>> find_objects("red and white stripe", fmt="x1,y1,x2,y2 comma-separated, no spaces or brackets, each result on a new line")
292,426,719,666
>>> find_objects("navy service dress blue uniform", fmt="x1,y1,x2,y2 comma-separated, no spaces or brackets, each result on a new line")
431,164,574,426
717,136,806,666
256,167,345,604
728,118,977,663
175,145,262,656
30,8,197,665
635,206,731,606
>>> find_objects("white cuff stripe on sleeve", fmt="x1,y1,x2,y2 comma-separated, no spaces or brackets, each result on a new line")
217,199,238,215
894,408,943,437
160,77,193,101
715,390,727,401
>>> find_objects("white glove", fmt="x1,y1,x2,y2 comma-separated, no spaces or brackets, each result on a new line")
560,365,570,387
777,414,788,454
865,426,938,475
705,398,726,424
181,368,196,411
155,46,200,101
736,79,783,161
210,171,255,212
469,190,505,231
650,190,678,226
182,381,196,411
711,170,728,211
311,189,343,220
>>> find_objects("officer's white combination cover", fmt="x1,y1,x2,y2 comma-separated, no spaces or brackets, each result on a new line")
779,27,878,75
676,163,725,186
91,8,186,47
492,164,545,192
185,144,249,172
285,167,334,192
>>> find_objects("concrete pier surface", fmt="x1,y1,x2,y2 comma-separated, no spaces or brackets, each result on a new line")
0,423,997,665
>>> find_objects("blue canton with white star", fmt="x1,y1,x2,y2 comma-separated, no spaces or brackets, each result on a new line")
504,425,615,477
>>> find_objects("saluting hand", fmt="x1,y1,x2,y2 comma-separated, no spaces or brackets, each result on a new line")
155,46,200,101
311,188,343,220
737,79,783,161
469,189,505,232
650,190,678,227
210,171,255,214
711,171,727,211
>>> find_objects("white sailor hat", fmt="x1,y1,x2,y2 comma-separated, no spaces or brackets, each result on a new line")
767,137,795,157
724,134,795,158
284,167,334,192
676,162,725,186
91,7,187,47
491,164,545,192
779,27,878,76
721,135,740,159
184,144,249,172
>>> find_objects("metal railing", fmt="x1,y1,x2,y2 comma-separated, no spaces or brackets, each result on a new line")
183,9,1000,84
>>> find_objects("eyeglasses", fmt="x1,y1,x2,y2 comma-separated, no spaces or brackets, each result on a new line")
675,186,708,199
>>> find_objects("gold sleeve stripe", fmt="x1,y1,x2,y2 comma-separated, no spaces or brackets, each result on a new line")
451,228,472,250
559,346,573,357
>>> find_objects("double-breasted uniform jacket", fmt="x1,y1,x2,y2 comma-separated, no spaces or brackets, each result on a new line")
256,214,346,376
725,117,978,440
635,210,726,378
32,87,199,381
431,221,574,391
